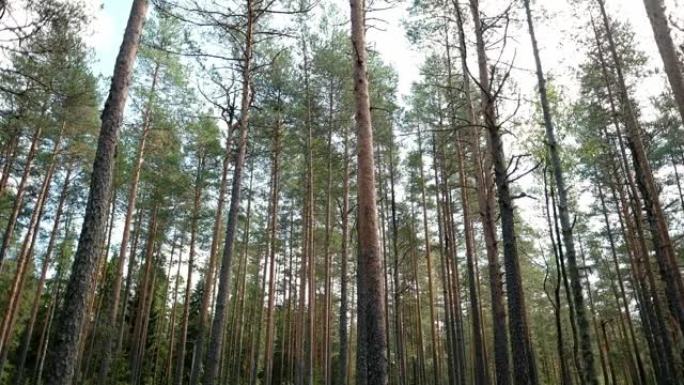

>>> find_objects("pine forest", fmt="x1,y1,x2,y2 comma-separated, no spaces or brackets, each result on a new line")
1,0,684,384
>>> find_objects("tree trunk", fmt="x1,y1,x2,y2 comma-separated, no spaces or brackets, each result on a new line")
188,111,235,385
339,122,351,385
388,126,408,385
523,2,598,384
416,127,441,385
349,0,388,382
468,1,537,384
99,59,160,383
174,154,206,385
543,168,574,385
130,206,160,385
204,0,254,381
453,4,510,384
596,181,647,385
264,113,282,385
455,129,488,385
43,1,148,383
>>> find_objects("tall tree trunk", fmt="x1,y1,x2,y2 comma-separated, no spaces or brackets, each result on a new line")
166,235,185,385
118,203,145,349
250,244,270,385
338,122,351,385
468,1,537,384
543,167,573,385
43,1,148,383
349,0,388,382
416,127,441,385
453,4,510,384
264,113,282,385
188,112,235,385
303,36,316,385
593,13,680,380
130,206,160,385
174,154,206,385
595,180,646,385
523,2,598,384
204,0,254,381
455,129,488,385
0,128,19,196
99,60,160,383
323,81,335,385
388,126,407,385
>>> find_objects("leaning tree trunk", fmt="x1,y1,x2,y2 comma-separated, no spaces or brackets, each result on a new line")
523,2,598,384
42,1,148,383
642,0,684,124
349,0,388,383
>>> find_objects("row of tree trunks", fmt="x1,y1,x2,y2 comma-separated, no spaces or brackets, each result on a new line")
0,124,63,371
596,0,684,336
0,125,42,271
